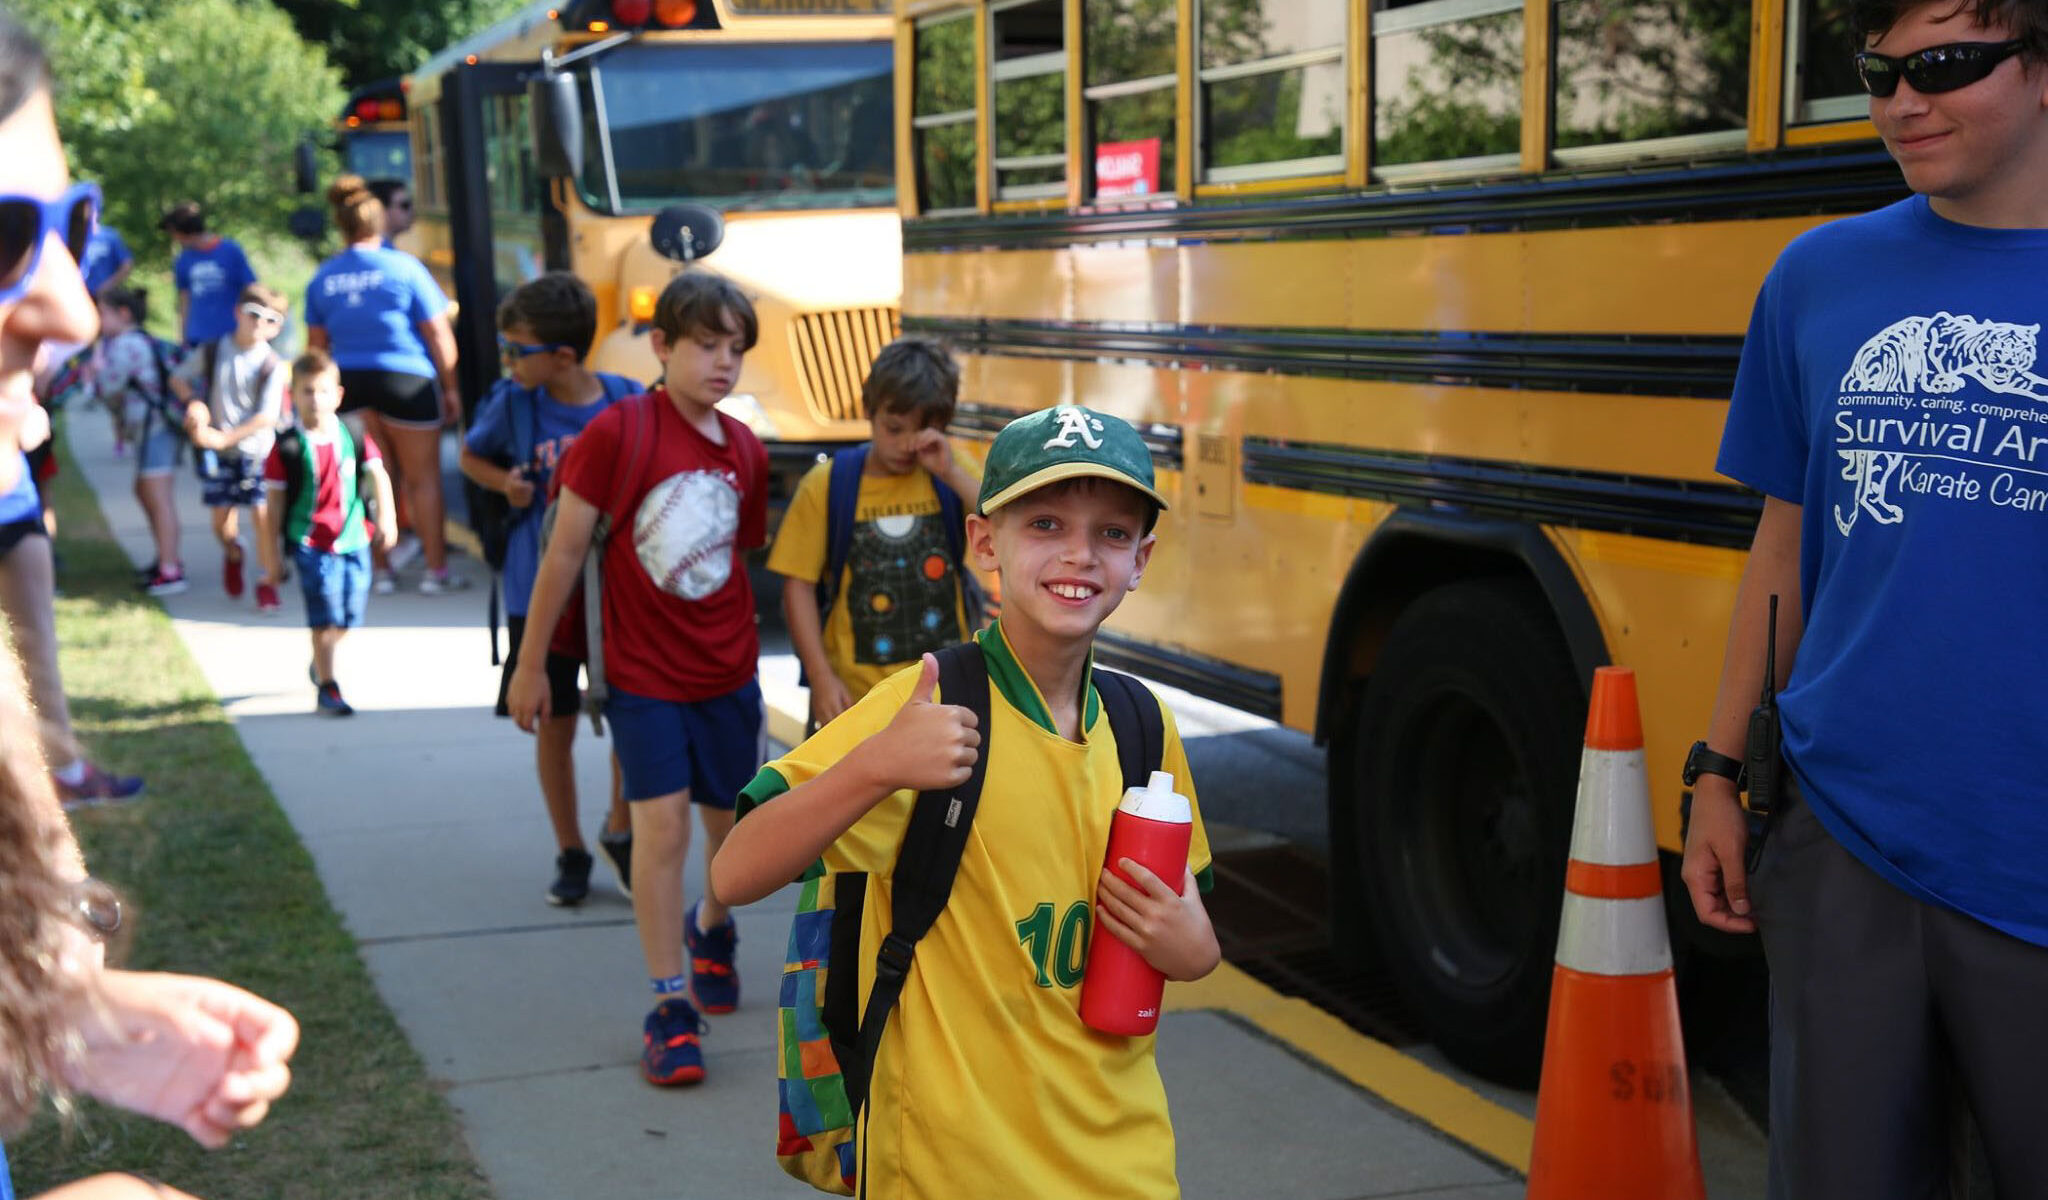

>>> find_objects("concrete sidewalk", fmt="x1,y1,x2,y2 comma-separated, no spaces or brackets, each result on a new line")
66,410,1521,1200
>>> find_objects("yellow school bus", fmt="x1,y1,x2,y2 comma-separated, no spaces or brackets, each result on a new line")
337,78,415,184
893,0,1900,1082
408,0,900,491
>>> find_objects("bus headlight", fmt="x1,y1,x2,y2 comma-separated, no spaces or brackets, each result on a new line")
716,393,778,439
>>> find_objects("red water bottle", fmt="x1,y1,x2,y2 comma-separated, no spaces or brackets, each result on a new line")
1080,770,1193,1036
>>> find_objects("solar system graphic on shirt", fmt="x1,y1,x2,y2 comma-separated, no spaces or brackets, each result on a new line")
848,511,961,665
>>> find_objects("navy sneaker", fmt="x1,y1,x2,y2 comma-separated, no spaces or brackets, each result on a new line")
598,828,633,899
56,762,145,812
316,681,354,717
547,848,592,907
685,901,739,1014
641,998,706,1087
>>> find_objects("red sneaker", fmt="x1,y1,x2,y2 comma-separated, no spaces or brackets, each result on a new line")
223,545,244,598
255,581,281,614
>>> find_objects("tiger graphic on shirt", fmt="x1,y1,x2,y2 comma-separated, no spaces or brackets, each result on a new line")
1831,311,2048,535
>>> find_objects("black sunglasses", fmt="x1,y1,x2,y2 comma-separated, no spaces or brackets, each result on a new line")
0,181,100,307
1854,39,2025,97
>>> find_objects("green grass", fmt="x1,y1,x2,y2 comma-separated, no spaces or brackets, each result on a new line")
6,432,490,1200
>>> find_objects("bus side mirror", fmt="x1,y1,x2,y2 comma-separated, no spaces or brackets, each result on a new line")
294,139,319,196
650,204,723,263
528,73,585,179
288,205,326,243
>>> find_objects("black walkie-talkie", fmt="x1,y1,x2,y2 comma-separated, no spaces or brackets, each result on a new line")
1744,594,1783,872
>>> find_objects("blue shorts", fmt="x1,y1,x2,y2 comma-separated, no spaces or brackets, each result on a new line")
136,425,182,478
199,449,265,508
606,678,764,805
295,544,371,629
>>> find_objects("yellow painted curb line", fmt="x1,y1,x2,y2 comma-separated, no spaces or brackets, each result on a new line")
762,664,1535,1173
1165,963,1534,1173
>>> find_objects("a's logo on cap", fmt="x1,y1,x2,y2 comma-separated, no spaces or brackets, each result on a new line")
1043,406,1104,451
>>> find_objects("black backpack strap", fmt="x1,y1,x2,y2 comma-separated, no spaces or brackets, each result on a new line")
1093,666,1165,794
849,640,990,1189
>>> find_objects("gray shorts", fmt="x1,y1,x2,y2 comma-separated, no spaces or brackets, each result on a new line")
1753,781,2048,1199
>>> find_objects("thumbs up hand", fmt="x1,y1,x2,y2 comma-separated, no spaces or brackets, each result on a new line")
859,653,981,793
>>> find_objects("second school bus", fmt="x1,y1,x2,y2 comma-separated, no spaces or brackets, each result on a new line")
893,0,1905,1082
407,0,900,491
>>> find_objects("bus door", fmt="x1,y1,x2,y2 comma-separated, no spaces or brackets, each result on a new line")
437,61,570,415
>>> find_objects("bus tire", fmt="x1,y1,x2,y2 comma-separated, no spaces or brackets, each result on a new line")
1348,577,1585,1086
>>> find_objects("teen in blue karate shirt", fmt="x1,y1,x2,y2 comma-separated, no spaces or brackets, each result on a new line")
1684,3,2048,1197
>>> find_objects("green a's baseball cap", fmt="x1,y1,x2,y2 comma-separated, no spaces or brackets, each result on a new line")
977,404,1168,515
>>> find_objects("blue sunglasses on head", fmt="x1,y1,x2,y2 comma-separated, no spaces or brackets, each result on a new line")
0,181,100,307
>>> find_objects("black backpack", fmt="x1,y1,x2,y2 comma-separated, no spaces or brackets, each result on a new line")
802,445,988,688
773,640,1164,1195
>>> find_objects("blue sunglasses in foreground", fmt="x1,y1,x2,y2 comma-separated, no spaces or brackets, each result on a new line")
0,181,100,307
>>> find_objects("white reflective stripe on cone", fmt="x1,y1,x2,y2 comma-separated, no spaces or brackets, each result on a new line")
1554,893,1674,977
1566,747,1656,867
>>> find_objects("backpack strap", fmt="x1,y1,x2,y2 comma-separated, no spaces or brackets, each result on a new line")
1093,666,1166,793
580,392,659,733
848,641,990,1191
815,445,869,620
275,427,306,560
507,379,538,468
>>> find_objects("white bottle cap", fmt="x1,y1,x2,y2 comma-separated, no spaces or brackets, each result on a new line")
1118,769,1191,823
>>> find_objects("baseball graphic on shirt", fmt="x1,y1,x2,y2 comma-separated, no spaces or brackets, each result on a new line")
633,469,739,601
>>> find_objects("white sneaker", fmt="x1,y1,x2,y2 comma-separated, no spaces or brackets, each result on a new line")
372,569,398,596
419,569,471,595
386,533,424,572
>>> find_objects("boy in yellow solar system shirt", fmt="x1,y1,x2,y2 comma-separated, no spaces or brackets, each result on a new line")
716,404,1219,1200
769,337,982,729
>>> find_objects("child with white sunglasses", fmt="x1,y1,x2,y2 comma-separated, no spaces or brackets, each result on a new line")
174,283,290,612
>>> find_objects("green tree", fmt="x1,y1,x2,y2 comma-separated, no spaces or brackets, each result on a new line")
21,0,344,252
270,0,536,91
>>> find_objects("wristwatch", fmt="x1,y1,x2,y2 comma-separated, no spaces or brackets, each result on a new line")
1682,740,1747,790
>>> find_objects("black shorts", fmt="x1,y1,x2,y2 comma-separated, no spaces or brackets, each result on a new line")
0,517,44,560
338,368,441,428
496,614,585,720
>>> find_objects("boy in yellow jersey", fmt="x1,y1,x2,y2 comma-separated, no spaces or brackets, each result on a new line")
714,404,1220,1200
768,337,982,729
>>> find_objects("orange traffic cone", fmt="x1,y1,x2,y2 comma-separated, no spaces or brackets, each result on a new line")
1525,666,1706,1200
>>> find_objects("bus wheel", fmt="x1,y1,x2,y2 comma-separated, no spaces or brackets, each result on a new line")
1348,578,1585,1086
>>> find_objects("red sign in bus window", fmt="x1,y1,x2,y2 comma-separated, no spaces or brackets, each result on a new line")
1095,138,1161,199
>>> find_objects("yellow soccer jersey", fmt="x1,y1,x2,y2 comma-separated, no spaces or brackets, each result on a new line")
737,623,1215,1200
766,453,978,700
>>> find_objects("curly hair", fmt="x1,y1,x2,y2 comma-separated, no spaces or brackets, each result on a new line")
0,626,95,1133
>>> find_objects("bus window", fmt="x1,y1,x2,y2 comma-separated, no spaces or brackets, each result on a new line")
1552,1,1750,164
1787,0,1865,125
913,11,977,213
991,0,1067,202
418,109,443,212
579,41,895,213
1085,0,1177,202
1372,0,1522,176
1197,0,1345,184
345,130,413,180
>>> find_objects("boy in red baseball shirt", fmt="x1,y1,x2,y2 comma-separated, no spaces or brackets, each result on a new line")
506,271,769,1086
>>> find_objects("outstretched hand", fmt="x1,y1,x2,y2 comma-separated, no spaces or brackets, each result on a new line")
1095,862,1220,982
68,970,300,1149
857,653,980,794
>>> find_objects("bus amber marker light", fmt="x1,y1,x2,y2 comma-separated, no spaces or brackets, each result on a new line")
1525,667,1706,1200
656,0,697,25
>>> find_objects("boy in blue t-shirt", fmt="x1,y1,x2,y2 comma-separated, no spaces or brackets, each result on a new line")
459,272,638,907
79,222,132,298
160,202,257,349
1684,3,2048,1196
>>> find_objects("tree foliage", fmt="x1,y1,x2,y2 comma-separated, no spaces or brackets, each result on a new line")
19,0,344,255
269,0,536,91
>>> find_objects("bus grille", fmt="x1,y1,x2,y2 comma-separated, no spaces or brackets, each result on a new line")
789,307,901,424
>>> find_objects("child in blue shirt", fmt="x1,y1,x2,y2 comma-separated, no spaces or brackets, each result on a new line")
459,272,640,906
160,202,256,349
